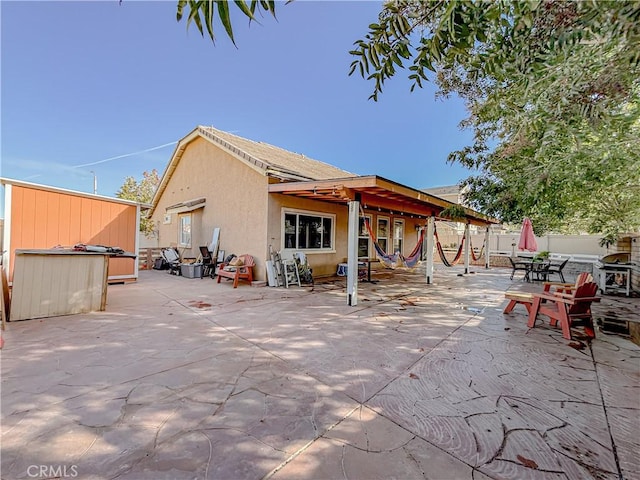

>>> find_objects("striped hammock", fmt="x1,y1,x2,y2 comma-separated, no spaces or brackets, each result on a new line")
434,225,464,267
364,217,424,269
434,226,486,265
471,239,485,261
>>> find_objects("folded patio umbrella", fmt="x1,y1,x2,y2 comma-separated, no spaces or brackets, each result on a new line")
518,217,538,252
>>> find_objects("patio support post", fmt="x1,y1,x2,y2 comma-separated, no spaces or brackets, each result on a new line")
485,226,490,269
464,222,470,274
426,216,435,284
347,198,360,306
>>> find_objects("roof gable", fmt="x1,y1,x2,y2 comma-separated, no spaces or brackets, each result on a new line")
197,126,354,181
150,125,355,215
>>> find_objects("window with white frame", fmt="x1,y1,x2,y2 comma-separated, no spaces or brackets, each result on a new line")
178,213,191,247
283,210,334,251
358,215,371,258
377,216,389,254
393,218,404,254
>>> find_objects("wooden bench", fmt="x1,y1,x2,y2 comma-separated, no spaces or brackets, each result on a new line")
503,291,535,314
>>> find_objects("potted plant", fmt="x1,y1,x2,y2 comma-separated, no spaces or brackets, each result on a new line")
533,251,550,262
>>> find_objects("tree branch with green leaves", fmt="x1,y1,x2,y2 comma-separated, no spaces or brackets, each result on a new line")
176,0,280,44
175,0,640,239
350,0,640,238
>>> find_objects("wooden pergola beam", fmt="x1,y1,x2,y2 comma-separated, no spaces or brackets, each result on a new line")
269,175,499,227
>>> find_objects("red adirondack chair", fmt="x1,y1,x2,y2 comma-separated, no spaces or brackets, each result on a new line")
216,254,255,288
503,272,593,315
527,282,601,340
542,272,593,295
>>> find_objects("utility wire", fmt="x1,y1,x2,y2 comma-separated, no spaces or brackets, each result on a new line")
72,141,178,168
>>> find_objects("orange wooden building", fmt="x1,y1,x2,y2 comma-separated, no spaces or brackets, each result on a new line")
1,178,141,283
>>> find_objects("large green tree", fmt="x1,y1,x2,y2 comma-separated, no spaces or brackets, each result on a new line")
347,0,640,240
116,169,160,236
177,0,640,240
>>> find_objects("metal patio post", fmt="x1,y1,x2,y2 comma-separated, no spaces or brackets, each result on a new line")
464,222,470,274
347,198,359,306
426,216,434,284
485,226,491,269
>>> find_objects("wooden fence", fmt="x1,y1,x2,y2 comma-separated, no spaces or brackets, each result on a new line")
138,247,163,270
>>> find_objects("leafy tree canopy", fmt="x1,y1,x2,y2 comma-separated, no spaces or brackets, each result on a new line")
178,0,640,241
349,0,640,241
116,169,160,236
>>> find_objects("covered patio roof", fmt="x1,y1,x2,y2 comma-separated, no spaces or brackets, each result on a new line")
268,175,499,226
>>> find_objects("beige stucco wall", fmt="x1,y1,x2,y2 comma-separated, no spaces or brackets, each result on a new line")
152,137,269,280
267,190,348,278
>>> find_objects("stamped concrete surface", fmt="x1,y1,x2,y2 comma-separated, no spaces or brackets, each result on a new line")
1,266,638,480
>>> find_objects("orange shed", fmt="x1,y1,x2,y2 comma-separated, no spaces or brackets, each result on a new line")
1,178,141,283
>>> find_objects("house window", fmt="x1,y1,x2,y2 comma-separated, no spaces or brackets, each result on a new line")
358,215,371,258
178,213,191,247
377,216,389,254
393,219,404,254
283,210,334,251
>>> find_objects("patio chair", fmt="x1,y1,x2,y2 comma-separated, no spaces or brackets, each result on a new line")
508,257,530,280
216,254,255,288
527,282,601,340
294,252,313,285
543,272,592,294
161,248,182,275
503,272,592,315
199,246,215,278
546,258,569,283
280,251,301,288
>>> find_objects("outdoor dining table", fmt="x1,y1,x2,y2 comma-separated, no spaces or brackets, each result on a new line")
518,259,551,282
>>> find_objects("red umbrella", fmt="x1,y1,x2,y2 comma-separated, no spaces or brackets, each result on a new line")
518,217,538,252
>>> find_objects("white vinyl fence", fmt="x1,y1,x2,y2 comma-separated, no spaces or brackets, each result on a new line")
436,231,606,260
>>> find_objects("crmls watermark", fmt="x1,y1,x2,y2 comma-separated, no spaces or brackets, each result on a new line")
27,464,79,478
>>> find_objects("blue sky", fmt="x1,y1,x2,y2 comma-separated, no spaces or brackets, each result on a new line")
1,0,476,202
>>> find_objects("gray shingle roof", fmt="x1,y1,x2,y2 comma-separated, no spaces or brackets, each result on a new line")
198,126,356,181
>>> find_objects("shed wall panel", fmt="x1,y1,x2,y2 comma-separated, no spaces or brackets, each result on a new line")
8,185,138,282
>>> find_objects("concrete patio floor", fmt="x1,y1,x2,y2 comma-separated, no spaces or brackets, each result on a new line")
1,265,639,480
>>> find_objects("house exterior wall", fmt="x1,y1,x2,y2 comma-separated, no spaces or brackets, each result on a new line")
152,137,269,280
3,183,138,282
266,188,425,277
266,191,349,277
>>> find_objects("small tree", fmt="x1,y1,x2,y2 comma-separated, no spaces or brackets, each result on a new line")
116,169,160,236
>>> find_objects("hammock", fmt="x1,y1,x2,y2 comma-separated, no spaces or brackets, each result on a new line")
363,216,423,269
434,225,464,267
400,229,424,268
470,238,486,261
